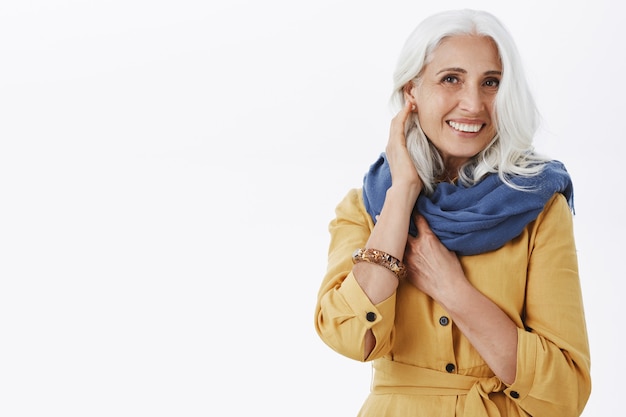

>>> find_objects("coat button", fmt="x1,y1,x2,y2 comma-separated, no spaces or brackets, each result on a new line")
366,312,377,322
510,391,520,399
439,316,449,326
445,363,455,373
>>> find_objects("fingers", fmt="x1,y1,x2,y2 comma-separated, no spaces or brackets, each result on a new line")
387,101,414,158
414,214,433,235
385,99,423,192
400,99,416,118
389,101,415,142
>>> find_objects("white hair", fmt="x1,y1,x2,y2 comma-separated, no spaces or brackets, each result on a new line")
391,9,548,195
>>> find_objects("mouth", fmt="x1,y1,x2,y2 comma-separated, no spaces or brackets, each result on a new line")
447,120,484,133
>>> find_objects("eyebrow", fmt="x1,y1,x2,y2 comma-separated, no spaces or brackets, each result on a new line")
436,67,502,76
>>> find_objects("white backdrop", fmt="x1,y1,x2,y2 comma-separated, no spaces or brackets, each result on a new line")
0,1,622,416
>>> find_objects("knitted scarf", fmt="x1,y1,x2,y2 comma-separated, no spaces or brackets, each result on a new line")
362,153,574,256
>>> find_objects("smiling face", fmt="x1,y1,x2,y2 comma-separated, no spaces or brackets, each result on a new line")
405,35,502,174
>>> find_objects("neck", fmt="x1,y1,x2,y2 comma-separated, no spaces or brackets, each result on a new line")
438,165,461,184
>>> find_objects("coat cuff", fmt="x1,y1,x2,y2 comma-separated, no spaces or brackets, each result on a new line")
503,327,537,402
338,272,396,329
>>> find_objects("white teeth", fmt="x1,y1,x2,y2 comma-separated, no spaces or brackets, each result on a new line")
448,121,482,133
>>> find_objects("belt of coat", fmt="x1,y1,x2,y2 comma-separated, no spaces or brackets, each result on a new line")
372,359,505,417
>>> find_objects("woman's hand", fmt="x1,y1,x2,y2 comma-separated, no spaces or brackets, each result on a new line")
403,215,466,303
403,214,519,384
386,101,422,191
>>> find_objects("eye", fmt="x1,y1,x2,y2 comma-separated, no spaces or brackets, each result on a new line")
484,78,500,88
441,75,459,84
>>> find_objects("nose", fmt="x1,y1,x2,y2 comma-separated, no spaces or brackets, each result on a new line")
458,85,485,114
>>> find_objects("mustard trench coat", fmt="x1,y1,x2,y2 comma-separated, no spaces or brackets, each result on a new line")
315,189,591,417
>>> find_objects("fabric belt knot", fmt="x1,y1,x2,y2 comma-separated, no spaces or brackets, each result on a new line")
469,374,505,417
372,359,505,417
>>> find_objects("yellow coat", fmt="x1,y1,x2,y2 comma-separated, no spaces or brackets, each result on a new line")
315,189,591,417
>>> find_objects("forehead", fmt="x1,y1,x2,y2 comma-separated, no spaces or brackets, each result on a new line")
426,35,502,72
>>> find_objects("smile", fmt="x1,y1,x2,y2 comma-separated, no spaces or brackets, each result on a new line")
447,121,483,133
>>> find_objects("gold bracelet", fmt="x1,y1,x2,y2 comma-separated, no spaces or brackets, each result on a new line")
352,248,406,279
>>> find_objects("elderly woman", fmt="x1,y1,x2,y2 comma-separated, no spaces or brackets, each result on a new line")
314,9,591,417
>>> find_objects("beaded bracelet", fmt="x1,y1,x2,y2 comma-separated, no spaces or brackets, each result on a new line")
352,248,406,279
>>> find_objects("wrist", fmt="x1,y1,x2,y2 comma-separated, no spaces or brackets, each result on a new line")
386,182,421,204
437,278,474,315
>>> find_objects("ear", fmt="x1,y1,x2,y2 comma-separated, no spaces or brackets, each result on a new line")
403,81,414,98
403,81,417,111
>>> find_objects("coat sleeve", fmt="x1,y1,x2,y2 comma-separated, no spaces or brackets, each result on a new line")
503,194,592,416
314,189,397,361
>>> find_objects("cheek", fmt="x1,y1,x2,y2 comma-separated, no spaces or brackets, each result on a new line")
416,92,448,116
415,101,443,130
415,111,441,142
485,96,497,117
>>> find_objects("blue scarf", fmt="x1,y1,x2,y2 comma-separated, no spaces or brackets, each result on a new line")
362,153,574,256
